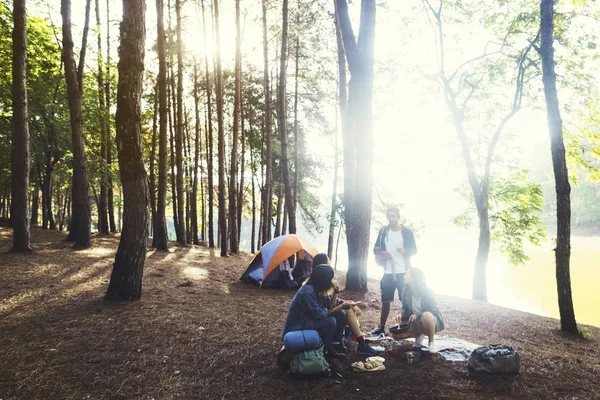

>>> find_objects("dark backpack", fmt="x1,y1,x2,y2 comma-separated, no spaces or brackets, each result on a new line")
374,227,388,267
468,344,521,375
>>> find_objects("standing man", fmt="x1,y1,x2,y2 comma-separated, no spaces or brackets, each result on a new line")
370,207,417,336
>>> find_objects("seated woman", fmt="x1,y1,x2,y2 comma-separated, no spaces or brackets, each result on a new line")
281,264,352,359
394,268,445,351
312,253,381,356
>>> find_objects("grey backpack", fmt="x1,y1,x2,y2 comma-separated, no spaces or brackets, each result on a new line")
468,344,521,375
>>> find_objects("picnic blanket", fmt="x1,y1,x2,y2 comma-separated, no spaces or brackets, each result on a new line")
431,337,481,362
365,335,481,362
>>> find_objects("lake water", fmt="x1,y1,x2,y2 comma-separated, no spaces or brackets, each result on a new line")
365,229,600,328
241,225,600,328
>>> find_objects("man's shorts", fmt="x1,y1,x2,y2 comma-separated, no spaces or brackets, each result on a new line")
380,273,405,303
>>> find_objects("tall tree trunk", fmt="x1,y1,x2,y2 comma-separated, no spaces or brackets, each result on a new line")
106,0,148,301
250,146,257,253
62,0,92,249
153,0,169,251
201,0,215,248
473,202,490,300
60,188,69,230
96,0,109,235
149,83,158,233
328,82,340,259
192,61,201,245
31,178,39,226
293,22,300,218
539,0,578,334
38,163,48,229
11,0,32,252
168,68,179,235
213,0,227,257
274,184,283,238
228,0,242,253
335,0,375,291
261,0,273,245
105,0,116,233
237,96,245,245
45,166,55,230
184,115,192,244
277,0,296,235
174,0,186,245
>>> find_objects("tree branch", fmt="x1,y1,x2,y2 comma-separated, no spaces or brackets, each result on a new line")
334,0,358,72
77,0,92,92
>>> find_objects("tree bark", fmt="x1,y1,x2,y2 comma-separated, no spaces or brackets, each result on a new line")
149,83,158,231
11,0,32,252
174,0,186,245
277,0,296,235
153,0,169,251
261,0,273,245
237,93,246,245
106,0,148,300
105,0,116,233
539,0,578,334
184,114,192,244
62,0,91,248
328,80,340,259
335,0,375,291
31,179,39,226
250,144,257,253
201,0,215,248
95,0,109,235
228,0,242,253
213,0,227,256
293,21,300,219
192,61,201,245
274,183,283,238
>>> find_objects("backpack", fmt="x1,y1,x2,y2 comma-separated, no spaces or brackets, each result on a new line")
374,227,388,267
468,344,521,375
289,344,330,378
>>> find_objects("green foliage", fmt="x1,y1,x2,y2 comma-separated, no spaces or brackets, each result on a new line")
580,325,592,339
454,170,546,265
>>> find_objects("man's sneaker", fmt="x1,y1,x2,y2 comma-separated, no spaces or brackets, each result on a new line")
369,326,385,336
357,341,382,356
428,342,440,353
326,346,347,359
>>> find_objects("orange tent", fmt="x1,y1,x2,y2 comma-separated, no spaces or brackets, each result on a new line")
240,234,318,288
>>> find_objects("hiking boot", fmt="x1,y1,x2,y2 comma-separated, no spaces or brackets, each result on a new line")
326,346,347,360
369,326,385,336
357,341,382,356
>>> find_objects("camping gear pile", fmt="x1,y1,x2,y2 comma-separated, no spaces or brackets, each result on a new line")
280,330,331,378
240,234,318,289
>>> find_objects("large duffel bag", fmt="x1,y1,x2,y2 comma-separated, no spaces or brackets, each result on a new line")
468,344,521,375
283,330,322,353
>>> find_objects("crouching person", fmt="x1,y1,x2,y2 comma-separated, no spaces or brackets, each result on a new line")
394,268,445,351
281,264,353,359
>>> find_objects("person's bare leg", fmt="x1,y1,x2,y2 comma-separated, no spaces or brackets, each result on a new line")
380,302,391,328
421,312,437,345
346,308,364,338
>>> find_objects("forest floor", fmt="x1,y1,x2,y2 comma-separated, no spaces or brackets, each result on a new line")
1,227,600,400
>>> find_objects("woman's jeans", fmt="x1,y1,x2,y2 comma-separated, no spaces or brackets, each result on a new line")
307,310,346,349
